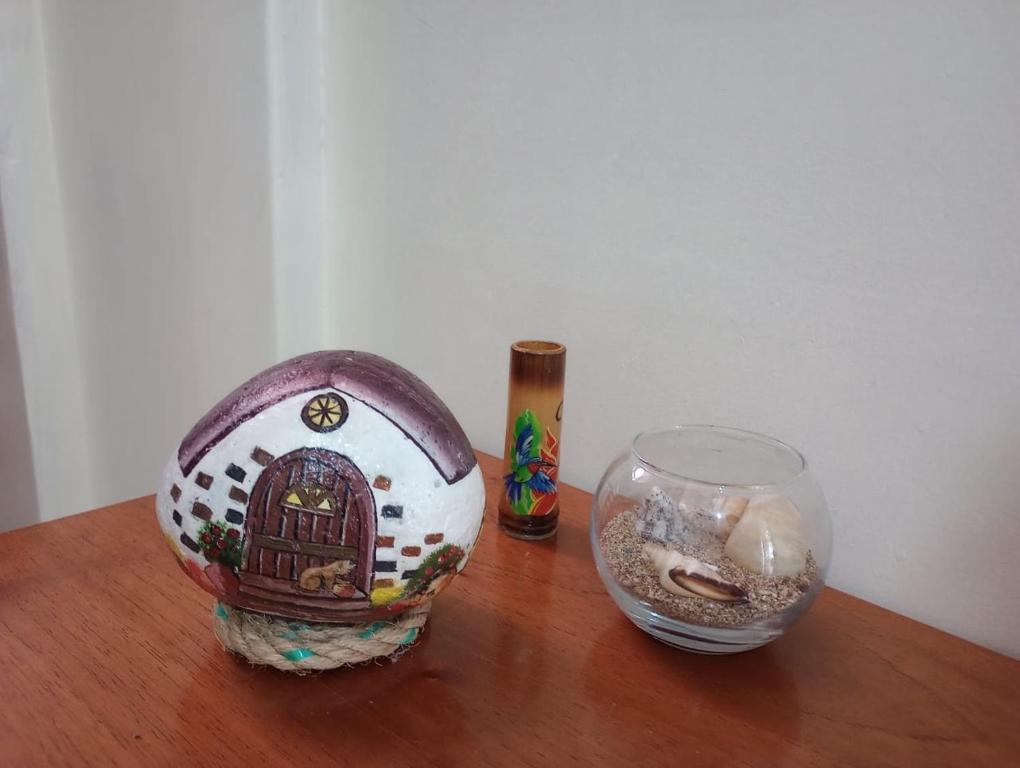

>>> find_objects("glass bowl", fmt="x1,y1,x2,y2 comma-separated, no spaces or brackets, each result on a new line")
591,426,831,654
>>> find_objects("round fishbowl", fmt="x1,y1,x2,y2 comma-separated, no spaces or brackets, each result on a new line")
591,426,831,654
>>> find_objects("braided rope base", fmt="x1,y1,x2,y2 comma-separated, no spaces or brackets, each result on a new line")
212,601,431,672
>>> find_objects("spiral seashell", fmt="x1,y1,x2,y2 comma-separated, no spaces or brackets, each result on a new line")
715,495,750,537
643,543,748,603
724,495,807,577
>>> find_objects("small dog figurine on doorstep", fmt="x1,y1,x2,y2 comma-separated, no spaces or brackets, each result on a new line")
298,560,355,592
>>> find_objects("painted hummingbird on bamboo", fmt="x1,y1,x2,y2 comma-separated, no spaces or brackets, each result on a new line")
503,422,557,506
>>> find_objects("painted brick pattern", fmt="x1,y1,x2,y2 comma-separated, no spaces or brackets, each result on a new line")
225,463,247,483
250,447,274,466
191,502,212,521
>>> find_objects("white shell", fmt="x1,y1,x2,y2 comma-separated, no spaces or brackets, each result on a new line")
714,495,749,537
723,495,807,577
642,543,747,602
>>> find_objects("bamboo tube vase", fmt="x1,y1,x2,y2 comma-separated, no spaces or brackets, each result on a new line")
498,341,566,540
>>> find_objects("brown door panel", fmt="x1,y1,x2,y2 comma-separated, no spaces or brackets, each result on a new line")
241,447,376,602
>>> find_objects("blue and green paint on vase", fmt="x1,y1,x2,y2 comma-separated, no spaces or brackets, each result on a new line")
503,409,560,518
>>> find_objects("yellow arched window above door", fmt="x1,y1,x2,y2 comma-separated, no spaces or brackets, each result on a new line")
281,482,338,517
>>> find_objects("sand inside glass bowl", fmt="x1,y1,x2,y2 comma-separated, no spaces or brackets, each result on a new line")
600,509,819,629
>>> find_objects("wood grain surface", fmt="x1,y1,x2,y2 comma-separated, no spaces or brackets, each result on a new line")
1,452,1017,767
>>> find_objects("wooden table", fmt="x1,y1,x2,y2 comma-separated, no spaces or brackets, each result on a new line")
1,453,1017,767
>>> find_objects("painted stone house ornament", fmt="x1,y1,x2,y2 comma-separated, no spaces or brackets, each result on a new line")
156,351,485,670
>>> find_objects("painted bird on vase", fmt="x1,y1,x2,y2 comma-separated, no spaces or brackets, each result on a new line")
504,423,557,506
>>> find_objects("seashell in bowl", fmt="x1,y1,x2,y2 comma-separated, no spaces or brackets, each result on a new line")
643,543,748,603
723,495,807,577
636,487,718,548
714,495,749,537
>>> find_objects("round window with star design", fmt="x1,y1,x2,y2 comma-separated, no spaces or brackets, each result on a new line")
301,392,349,433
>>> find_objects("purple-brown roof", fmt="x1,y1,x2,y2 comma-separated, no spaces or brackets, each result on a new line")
178,351,476,484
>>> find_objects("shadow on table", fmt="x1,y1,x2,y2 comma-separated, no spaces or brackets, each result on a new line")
581,616,801,760
175,627,477,764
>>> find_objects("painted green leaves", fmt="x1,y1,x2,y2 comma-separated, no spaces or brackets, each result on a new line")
402,544,465,598
504,409,558,515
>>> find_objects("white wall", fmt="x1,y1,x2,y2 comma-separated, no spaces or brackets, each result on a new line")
1,0,282,519
1,0,94,522
323,1,1020,657
2,0,1017,657
0,218,38,529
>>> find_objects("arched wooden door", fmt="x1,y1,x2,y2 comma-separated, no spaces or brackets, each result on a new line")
236,448,376,619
